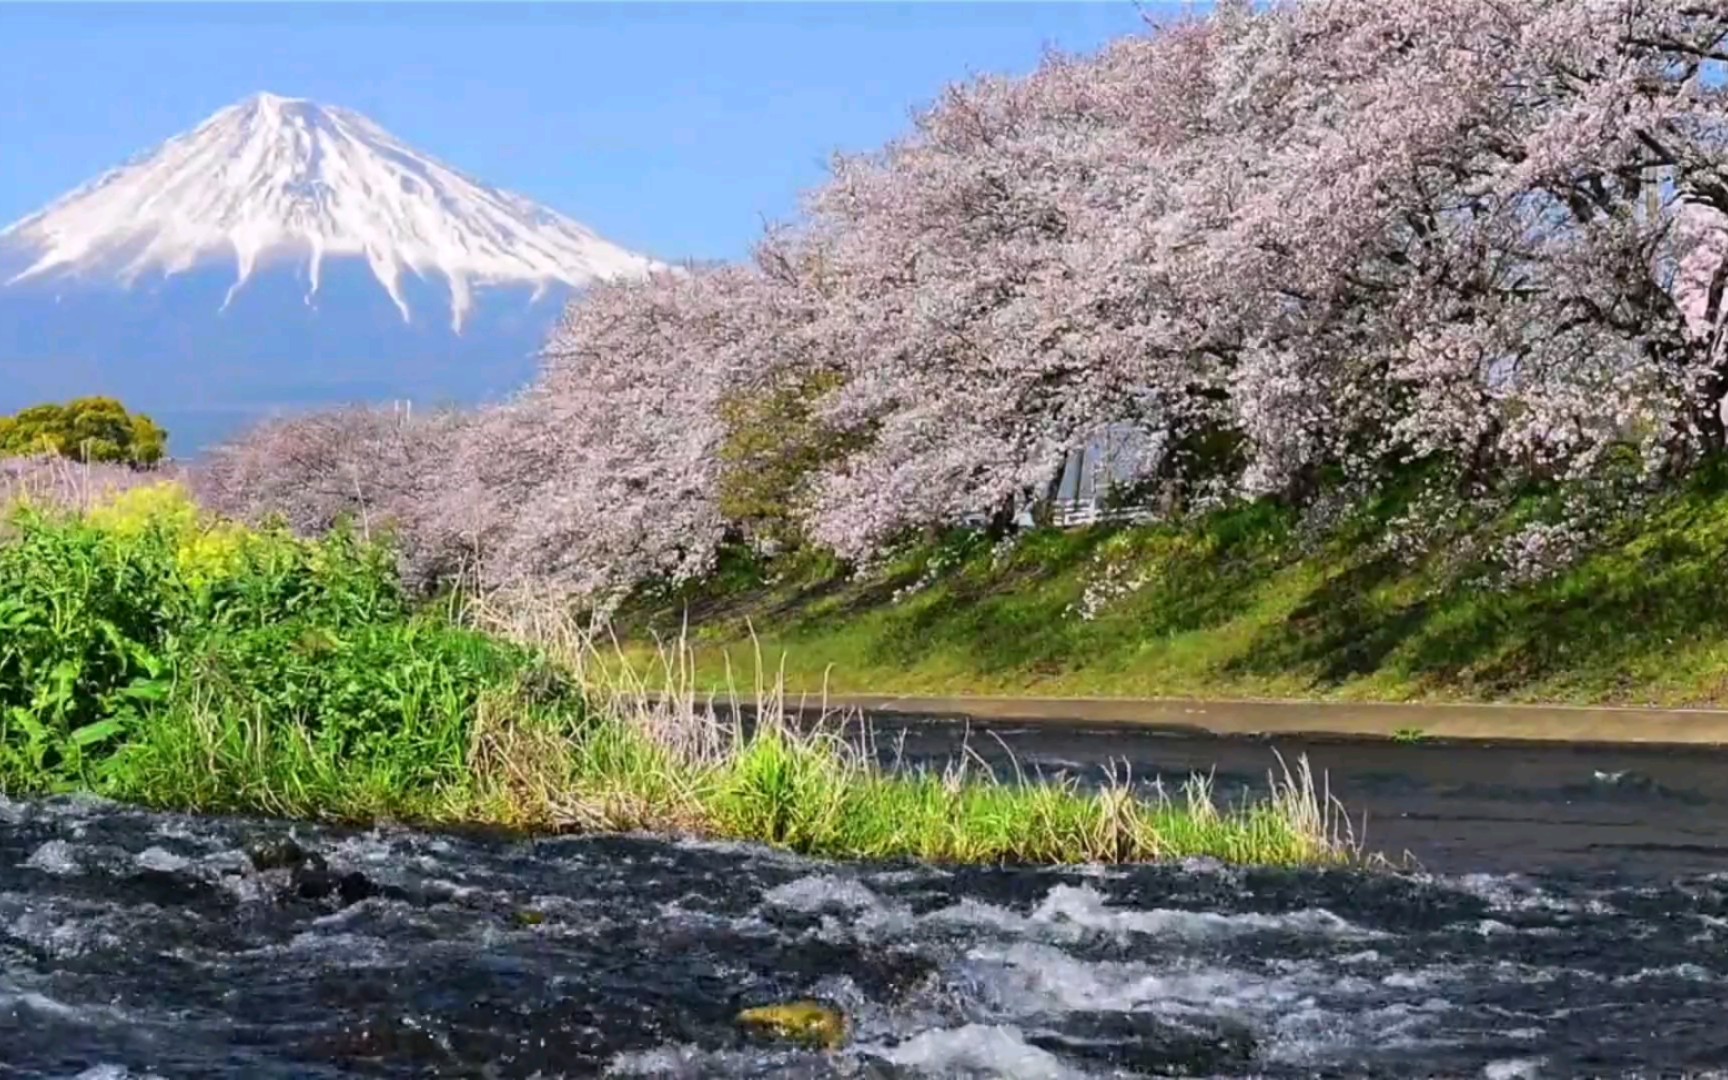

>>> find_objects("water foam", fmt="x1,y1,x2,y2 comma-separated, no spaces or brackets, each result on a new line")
133,846,191,874
23,839,83,876
872,1024,1093,1078
0,895,128,959
1483,1058,1547,1079
763,874,1376,947
754,872,1444,1071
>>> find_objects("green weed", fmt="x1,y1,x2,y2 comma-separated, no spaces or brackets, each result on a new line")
0,483,1356,869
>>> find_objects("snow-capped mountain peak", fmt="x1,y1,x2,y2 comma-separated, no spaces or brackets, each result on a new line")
0,91,660,330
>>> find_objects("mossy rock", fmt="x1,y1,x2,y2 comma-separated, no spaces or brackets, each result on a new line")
736,999,847,1049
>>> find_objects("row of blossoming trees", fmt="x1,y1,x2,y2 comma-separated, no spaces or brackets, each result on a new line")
198,0,1728,604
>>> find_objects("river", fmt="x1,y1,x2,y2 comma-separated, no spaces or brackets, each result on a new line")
3,717,1727,1078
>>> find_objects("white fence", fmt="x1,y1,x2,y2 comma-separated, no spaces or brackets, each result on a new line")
1043,427,1161,528
1048,502,1157,528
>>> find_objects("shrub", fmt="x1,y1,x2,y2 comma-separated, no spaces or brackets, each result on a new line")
0,486,438,789
0,488,1358,870
0,397,168,467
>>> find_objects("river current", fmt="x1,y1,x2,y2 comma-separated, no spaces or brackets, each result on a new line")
4,720,1728,1078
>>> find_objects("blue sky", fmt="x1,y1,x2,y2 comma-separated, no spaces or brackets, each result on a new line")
0,2,1181,263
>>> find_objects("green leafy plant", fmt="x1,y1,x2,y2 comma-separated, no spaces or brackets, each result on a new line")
0,481,1357,869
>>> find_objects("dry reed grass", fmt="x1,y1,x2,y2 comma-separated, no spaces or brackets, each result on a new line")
459,590,1365,866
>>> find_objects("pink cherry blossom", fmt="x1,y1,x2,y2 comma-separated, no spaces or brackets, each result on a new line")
196,0,1728,597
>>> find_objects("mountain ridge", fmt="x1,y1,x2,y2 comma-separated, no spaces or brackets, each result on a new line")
0,92,665,453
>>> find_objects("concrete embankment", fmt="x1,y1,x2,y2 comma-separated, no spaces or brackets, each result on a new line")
780,692,1728,747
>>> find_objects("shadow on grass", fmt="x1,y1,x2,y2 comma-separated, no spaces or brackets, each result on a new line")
622,469,1728,705
858,530,1115,675
1223,553,1433,688
863,518,1297,679
1229,484,1728,699
1402,539,1728,697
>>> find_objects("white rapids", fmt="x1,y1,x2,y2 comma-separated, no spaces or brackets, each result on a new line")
1,794,1725,1078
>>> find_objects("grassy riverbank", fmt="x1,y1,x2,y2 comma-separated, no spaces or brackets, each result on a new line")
620,467,1728,710
0,482,1349,867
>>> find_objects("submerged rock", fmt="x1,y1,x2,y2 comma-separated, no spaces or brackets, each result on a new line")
243,836,389,908
292,866,380,906
245,837,321,874
1027,1010,1257,1075
735,1000,847,1050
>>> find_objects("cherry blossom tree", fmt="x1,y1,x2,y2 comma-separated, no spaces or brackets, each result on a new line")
197,0,1728,598
424,253,837,601
792,26,1230,554
193,404,463,545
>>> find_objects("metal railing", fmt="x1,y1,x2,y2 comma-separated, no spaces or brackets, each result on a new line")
1048,501,1157,528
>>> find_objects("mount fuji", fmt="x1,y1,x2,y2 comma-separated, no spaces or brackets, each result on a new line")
0,92,665,455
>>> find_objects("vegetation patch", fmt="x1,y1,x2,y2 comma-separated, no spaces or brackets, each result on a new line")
616,466,1728,709
0,483,1354,868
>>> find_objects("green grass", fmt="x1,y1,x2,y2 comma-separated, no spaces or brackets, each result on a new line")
618,467,1728,709
0,482,1353,868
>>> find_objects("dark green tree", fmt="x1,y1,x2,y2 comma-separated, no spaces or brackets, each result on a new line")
0,398,169,467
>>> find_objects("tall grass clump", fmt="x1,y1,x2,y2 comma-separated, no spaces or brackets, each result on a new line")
0,483,1358,868
466,600,1359,866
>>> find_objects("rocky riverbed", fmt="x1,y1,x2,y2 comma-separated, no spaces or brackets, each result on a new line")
5,723,1728,1077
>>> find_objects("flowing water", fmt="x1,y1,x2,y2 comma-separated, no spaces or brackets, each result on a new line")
4,719,1728,1078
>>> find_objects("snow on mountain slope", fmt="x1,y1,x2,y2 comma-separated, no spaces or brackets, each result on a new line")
0,92,661,330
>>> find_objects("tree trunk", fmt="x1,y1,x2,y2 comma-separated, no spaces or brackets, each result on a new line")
1696,385,1727,460
1031,455,1070,528
1283,460,1323,508
1457,411,1502,496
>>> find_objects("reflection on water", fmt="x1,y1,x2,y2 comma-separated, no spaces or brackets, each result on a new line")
4,721,1728,1078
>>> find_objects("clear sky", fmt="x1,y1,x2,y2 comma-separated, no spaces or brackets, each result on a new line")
0,2,1182,264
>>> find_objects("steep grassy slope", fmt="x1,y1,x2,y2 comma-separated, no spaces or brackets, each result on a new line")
621,471,1728,708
